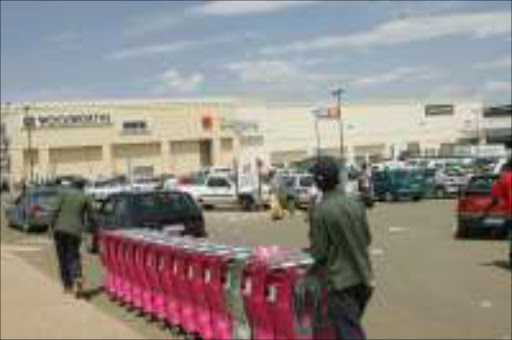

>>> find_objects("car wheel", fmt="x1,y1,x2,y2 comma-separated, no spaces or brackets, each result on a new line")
436,187,446,199
242,196,255,211
455,220,468,239
385,192,394,202
22,221,31,233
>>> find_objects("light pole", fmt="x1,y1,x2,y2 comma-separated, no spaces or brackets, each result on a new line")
331,87,346,191
23,105,34,185
331,87,344,162
311,108,322,160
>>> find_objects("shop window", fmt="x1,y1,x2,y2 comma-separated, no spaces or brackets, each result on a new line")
425,104,454,116
122,120,148,134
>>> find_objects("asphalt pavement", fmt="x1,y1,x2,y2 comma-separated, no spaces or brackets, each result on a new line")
1,197,511,339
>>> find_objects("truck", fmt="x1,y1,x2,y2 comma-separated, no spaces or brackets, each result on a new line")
177,173,270,210
175,155,270,210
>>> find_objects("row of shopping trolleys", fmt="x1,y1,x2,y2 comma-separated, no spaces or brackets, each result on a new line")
98,229,335,340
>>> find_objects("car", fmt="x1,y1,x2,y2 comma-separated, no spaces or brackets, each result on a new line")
271,173,315,208
5,186,60,232
93,190,206,237
177,173,269,210
431,168,469,199
130,176,162,192
85,176,130,201
455,174,511,239
372,169,425,202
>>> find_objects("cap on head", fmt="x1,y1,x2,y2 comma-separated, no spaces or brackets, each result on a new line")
310,156,339,192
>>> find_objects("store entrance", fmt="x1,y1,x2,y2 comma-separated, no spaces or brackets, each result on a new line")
200,140,212,167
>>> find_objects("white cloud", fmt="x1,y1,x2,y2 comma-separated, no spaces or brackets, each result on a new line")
351,66,441,88
46,32,78,43
224,59,335,83
475,56,512,70
152,69,204,94
44,32,80,51
486,80,512,92
260,11,512,55
107,33,256,60
190,1,317,16
106,41,198,60
126,1,317,38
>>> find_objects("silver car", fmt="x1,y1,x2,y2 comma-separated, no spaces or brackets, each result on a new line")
5,186,60,232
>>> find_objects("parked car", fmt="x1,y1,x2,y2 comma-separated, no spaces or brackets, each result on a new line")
178,174,269,210
85,176,130,201
130,176,162,192
372,169,425,201
271,173,315,208
431,168,469,199
94,190,206,237
455,174,511,239
5,186,60,232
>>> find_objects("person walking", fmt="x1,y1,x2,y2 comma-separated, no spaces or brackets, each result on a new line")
308,156,374,340
489,158,512,263
50,179,95,298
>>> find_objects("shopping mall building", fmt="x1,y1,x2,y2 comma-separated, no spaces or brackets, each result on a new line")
1,98,510,183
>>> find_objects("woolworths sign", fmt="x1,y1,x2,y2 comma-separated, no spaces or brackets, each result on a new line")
23,113,112,128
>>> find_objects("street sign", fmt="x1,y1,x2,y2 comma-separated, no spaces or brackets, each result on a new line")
312,106,340,119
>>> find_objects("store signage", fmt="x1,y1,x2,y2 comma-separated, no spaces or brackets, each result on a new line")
220,119,259,133
26,113,112,128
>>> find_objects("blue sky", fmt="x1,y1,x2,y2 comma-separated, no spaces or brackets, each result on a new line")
1,1,511,105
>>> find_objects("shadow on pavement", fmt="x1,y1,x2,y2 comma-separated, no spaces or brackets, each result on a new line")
81,286,104,301
481,260,511,272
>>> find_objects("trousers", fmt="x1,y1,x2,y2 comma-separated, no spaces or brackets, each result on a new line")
54,231,82,289
327,285,373,340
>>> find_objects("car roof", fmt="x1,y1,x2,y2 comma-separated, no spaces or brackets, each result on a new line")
113,189,190,197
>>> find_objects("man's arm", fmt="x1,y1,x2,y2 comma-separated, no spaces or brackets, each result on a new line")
309,210,329,267
361,205,372,247
49,193,63,234
83,196,96,232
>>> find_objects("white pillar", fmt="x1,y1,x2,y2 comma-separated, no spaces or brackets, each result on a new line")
102,144,113,177
161,140,171,174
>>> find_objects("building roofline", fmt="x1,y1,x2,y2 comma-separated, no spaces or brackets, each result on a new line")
0,97,239,109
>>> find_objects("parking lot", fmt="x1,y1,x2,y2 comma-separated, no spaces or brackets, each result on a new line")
1,198,510,339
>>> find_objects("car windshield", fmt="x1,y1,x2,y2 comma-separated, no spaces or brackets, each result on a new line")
133,192,198,217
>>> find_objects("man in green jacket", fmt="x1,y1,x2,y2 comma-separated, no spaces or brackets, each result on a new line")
51,179,94,298
309,157,374,339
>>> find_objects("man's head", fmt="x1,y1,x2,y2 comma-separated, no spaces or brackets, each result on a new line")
311,156,339,192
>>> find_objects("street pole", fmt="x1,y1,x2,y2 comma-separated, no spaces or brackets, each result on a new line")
315,117,321,159
332,88,344,161
312,108,321,160
331,87,345,191
23,105,34,185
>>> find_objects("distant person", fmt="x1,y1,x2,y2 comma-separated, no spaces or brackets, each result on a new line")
308,156,374,340
50,179,95,298
489,158,512,263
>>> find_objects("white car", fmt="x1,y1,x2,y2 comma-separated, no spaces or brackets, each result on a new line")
178,174,269,210
130,177,161,192
85,179,129,201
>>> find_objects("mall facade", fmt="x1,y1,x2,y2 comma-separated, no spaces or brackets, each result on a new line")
1,98,510,183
